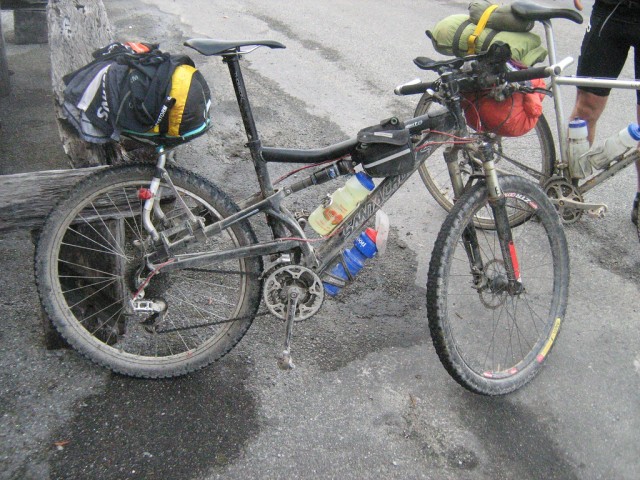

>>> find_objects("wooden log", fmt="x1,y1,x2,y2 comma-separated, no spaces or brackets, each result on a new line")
47,0,123,167
0,11,10,96
0,166,106,231
1,1,48,8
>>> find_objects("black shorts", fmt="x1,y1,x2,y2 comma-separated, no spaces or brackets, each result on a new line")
577,2,640,103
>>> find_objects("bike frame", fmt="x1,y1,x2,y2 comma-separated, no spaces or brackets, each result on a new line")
540,19,640,192
145,52,460,278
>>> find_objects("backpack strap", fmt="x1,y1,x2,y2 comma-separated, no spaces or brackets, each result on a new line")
452,19,473,58
480,29,500,53
467,4,499,54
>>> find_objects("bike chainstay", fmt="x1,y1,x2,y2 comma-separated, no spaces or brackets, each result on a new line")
156,309,272,334
138,263,264,334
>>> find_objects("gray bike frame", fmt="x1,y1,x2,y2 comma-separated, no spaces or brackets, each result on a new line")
541,19,640,192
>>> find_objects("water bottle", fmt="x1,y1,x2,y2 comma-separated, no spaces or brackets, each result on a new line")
567,118,592,179
586,123,640,170
323,228,378,296
308,172,375,236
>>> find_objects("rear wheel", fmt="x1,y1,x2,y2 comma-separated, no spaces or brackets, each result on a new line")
414,93,556,228
35,164,262,378
427,175,569,395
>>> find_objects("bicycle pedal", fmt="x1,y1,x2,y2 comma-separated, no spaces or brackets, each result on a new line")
587,206,608,219
277,350,295,370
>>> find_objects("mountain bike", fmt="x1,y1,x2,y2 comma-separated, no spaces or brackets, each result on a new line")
34,37,569,395
412,1,640,232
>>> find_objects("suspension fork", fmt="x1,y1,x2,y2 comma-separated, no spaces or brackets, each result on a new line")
481,143,523,294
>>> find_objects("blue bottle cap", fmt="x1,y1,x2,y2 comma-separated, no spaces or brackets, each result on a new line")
627,123,640,141
569,118,587,128
354,172,375,191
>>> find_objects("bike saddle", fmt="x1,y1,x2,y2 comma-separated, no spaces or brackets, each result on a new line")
511,1,583,24
184,39,286,56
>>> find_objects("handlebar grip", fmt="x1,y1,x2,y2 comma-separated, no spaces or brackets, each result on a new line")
394,80,434,96
503,66,550,83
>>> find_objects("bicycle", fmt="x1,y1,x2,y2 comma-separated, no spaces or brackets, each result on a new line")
34,36,569,395
412,1,640,230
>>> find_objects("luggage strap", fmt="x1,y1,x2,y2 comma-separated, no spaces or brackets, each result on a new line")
467,4,499,54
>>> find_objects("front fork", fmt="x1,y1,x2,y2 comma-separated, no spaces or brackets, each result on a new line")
456,142,523,295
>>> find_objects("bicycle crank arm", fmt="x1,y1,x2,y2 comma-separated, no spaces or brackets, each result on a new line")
549,197,608,217
277,287,302,371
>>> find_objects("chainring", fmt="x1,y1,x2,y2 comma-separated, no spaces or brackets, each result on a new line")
263,265,324,321
544,176,584,224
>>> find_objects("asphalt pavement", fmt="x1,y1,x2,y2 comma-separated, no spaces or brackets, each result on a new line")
0,1,638,479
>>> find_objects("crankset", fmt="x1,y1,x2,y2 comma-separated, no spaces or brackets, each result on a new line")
263,265,324,321
263,265,324,370
544,177,609,223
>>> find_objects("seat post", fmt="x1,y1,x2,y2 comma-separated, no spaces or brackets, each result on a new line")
223,53,287,239
223,54,276,194
542,20,568,164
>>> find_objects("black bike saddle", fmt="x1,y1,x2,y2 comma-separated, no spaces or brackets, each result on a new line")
511,1,583,24
185,39,286,56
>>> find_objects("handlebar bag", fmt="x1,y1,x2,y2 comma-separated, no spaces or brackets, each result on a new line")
427,14,547,66
462,76,546,137
353,117,417,177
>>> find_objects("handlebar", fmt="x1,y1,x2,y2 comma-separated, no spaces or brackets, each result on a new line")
394,78,435,96
394,55,574,96
502,56,574,82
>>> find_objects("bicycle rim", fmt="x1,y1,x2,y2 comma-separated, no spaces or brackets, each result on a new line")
427,175,569,395
36,164,261,378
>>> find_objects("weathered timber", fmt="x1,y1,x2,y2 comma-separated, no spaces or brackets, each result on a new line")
1,1,48,9
0,166,106,231
47,0,123,167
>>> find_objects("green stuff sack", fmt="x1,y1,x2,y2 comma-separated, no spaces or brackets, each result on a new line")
427,14,547,66
148,64,212,138
468,0,534,32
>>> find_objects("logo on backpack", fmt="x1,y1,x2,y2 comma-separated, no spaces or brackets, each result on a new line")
96,74,110,121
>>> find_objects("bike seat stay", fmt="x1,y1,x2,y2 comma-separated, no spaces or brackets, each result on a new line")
184,38,286,56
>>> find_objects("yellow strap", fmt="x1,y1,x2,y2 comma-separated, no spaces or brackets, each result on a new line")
467,4,499,55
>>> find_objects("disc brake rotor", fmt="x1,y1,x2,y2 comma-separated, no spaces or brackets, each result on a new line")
478,259,508,309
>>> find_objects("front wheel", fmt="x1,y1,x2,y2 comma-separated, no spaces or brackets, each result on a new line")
414,94,556,229
427,175,569,395
35,164,263,378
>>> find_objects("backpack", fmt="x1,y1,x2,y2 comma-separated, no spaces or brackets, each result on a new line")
62,42,211,144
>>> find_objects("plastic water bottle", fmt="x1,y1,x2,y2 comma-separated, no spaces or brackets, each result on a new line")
323,228,378,296
567,118,592,179
308,172,375,236
586,123,640,170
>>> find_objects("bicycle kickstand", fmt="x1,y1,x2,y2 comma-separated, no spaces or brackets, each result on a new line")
277,286,302,370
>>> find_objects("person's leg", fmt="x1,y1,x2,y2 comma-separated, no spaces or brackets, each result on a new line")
570,90,609,144
632,104,640,226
